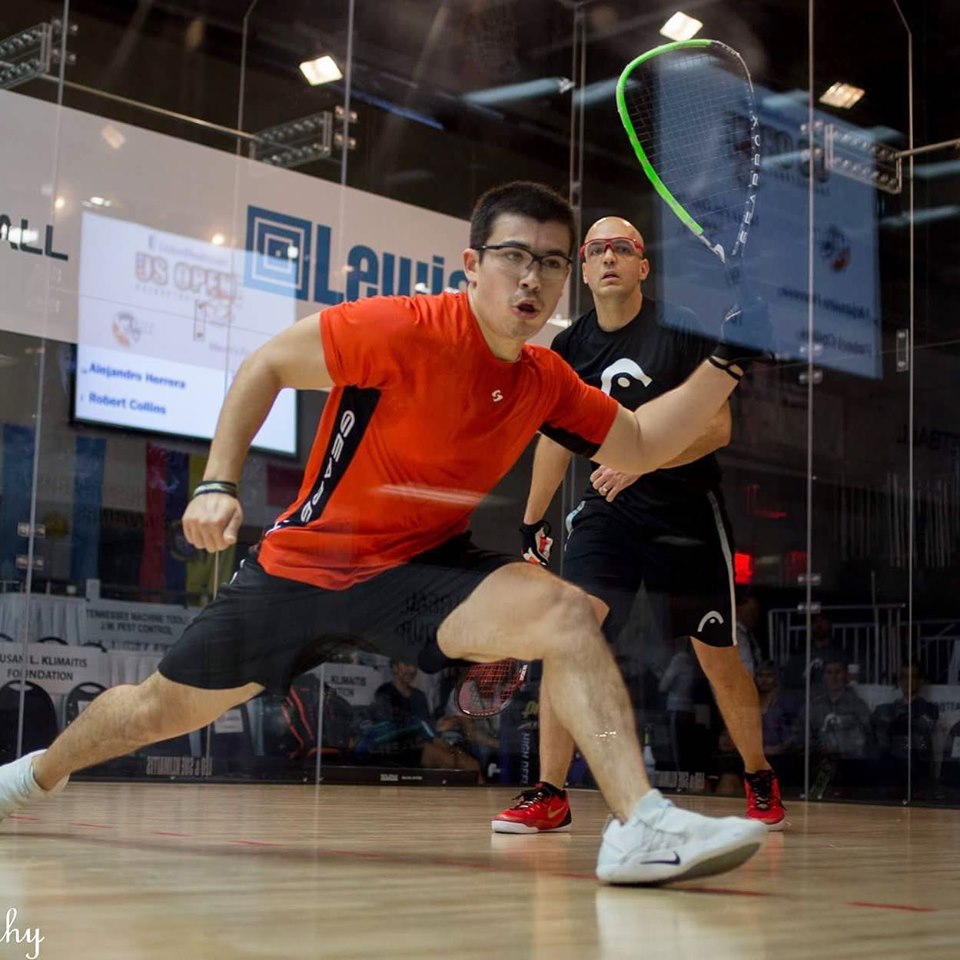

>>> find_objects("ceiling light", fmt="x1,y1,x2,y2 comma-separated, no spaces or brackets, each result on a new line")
88,196,112,207
881,205,960,229
299,55,342,86
660,12,703,42
101,124,126,150
573,78,618,108
211,232,225,246
464,77,574,106
819,82,865,109
54,196,66,210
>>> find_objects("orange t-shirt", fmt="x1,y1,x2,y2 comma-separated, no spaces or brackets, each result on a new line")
257,291,618,588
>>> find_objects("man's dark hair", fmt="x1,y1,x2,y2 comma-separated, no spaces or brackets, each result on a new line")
469,181,576,254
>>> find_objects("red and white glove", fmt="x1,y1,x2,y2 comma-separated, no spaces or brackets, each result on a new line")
520,520,553,567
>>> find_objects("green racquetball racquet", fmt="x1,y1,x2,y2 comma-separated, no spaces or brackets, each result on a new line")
616,39,761,286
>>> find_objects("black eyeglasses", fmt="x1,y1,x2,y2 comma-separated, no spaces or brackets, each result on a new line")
476,244,572,281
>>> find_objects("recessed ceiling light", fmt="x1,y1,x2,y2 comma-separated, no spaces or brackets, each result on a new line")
299,55,342,86
819,82,865,109
101,124,126,150
211,232,226,246
660,12,703,42
54,196,66,210
88,196,112,207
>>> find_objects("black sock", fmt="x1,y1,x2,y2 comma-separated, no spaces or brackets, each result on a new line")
538,780,565,796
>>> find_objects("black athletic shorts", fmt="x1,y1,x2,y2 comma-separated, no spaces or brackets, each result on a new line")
158,533,515,694
562,489,736,648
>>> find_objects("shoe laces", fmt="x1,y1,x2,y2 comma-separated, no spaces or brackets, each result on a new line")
745,770,773,809
510,785,552,810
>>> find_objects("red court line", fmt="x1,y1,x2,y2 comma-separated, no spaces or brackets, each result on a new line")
847,901,938,913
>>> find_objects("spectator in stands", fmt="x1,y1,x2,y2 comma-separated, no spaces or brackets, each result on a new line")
712,660,802,794
755,660,802,758
659,640,699,776
808,658,873,760
437,674,502,781
735,590,764,678
803,656,873,798
371,661,481,777
782,613,846,693
872,661,940,793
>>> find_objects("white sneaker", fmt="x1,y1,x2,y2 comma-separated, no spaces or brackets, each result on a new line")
0,750,69,822
596,789,766,885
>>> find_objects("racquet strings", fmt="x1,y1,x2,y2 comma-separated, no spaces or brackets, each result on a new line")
456,659,527,718
620,47,756,254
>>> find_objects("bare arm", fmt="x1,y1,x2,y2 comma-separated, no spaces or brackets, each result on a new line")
590,400,731,501
523,433,573,524
658,400,731,467
183,313,332,551
593,361,737,476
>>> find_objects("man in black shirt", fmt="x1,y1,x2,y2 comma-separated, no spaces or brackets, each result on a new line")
371,660,481,776
494,216,785,833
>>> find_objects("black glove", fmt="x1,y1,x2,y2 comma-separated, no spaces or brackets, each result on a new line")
709,298,774,378
520,520,553,567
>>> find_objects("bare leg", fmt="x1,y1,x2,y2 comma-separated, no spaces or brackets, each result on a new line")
33,672,263,789
691,640,768,772
439,563,649,821
536,682,575,787
537,595,609,788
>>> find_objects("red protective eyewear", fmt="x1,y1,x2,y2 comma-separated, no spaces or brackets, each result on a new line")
579,236,645,260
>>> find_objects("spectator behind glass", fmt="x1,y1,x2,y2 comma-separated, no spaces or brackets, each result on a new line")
782,613,846,693
755,660,802,758
872,661,940,792
371,661,481,777
735,590,764,679
659,640,699,777
438,674,501,781
808,658,873,760
714,660,804,795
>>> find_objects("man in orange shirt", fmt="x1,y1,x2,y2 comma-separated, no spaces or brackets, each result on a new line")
0,181,767,885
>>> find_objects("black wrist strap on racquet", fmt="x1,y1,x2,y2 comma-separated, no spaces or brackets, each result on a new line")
192,480,239,499
707,355,743,382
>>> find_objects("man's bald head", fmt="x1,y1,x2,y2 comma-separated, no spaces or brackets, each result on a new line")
584,216,644,250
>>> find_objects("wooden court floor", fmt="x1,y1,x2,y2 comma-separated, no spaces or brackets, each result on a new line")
2,783,958,960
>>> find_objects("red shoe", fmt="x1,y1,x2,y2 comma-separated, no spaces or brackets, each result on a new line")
491,784,572,834
744,769,786,830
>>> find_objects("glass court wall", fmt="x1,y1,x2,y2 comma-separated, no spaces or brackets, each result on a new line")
1,0,958,805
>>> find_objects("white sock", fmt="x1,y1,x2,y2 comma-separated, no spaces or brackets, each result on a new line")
23,750,68,797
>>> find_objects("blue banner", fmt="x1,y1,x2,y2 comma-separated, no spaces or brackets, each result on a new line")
0,425,36,582
70,436,106,585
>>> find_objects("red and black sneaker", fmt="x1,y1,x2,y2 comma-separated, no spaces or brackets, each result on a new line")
744,769,786,830
491,783,572,834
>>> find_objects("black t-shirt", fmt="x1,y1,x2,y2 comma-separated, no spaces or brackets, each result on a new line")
551,298,720,521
